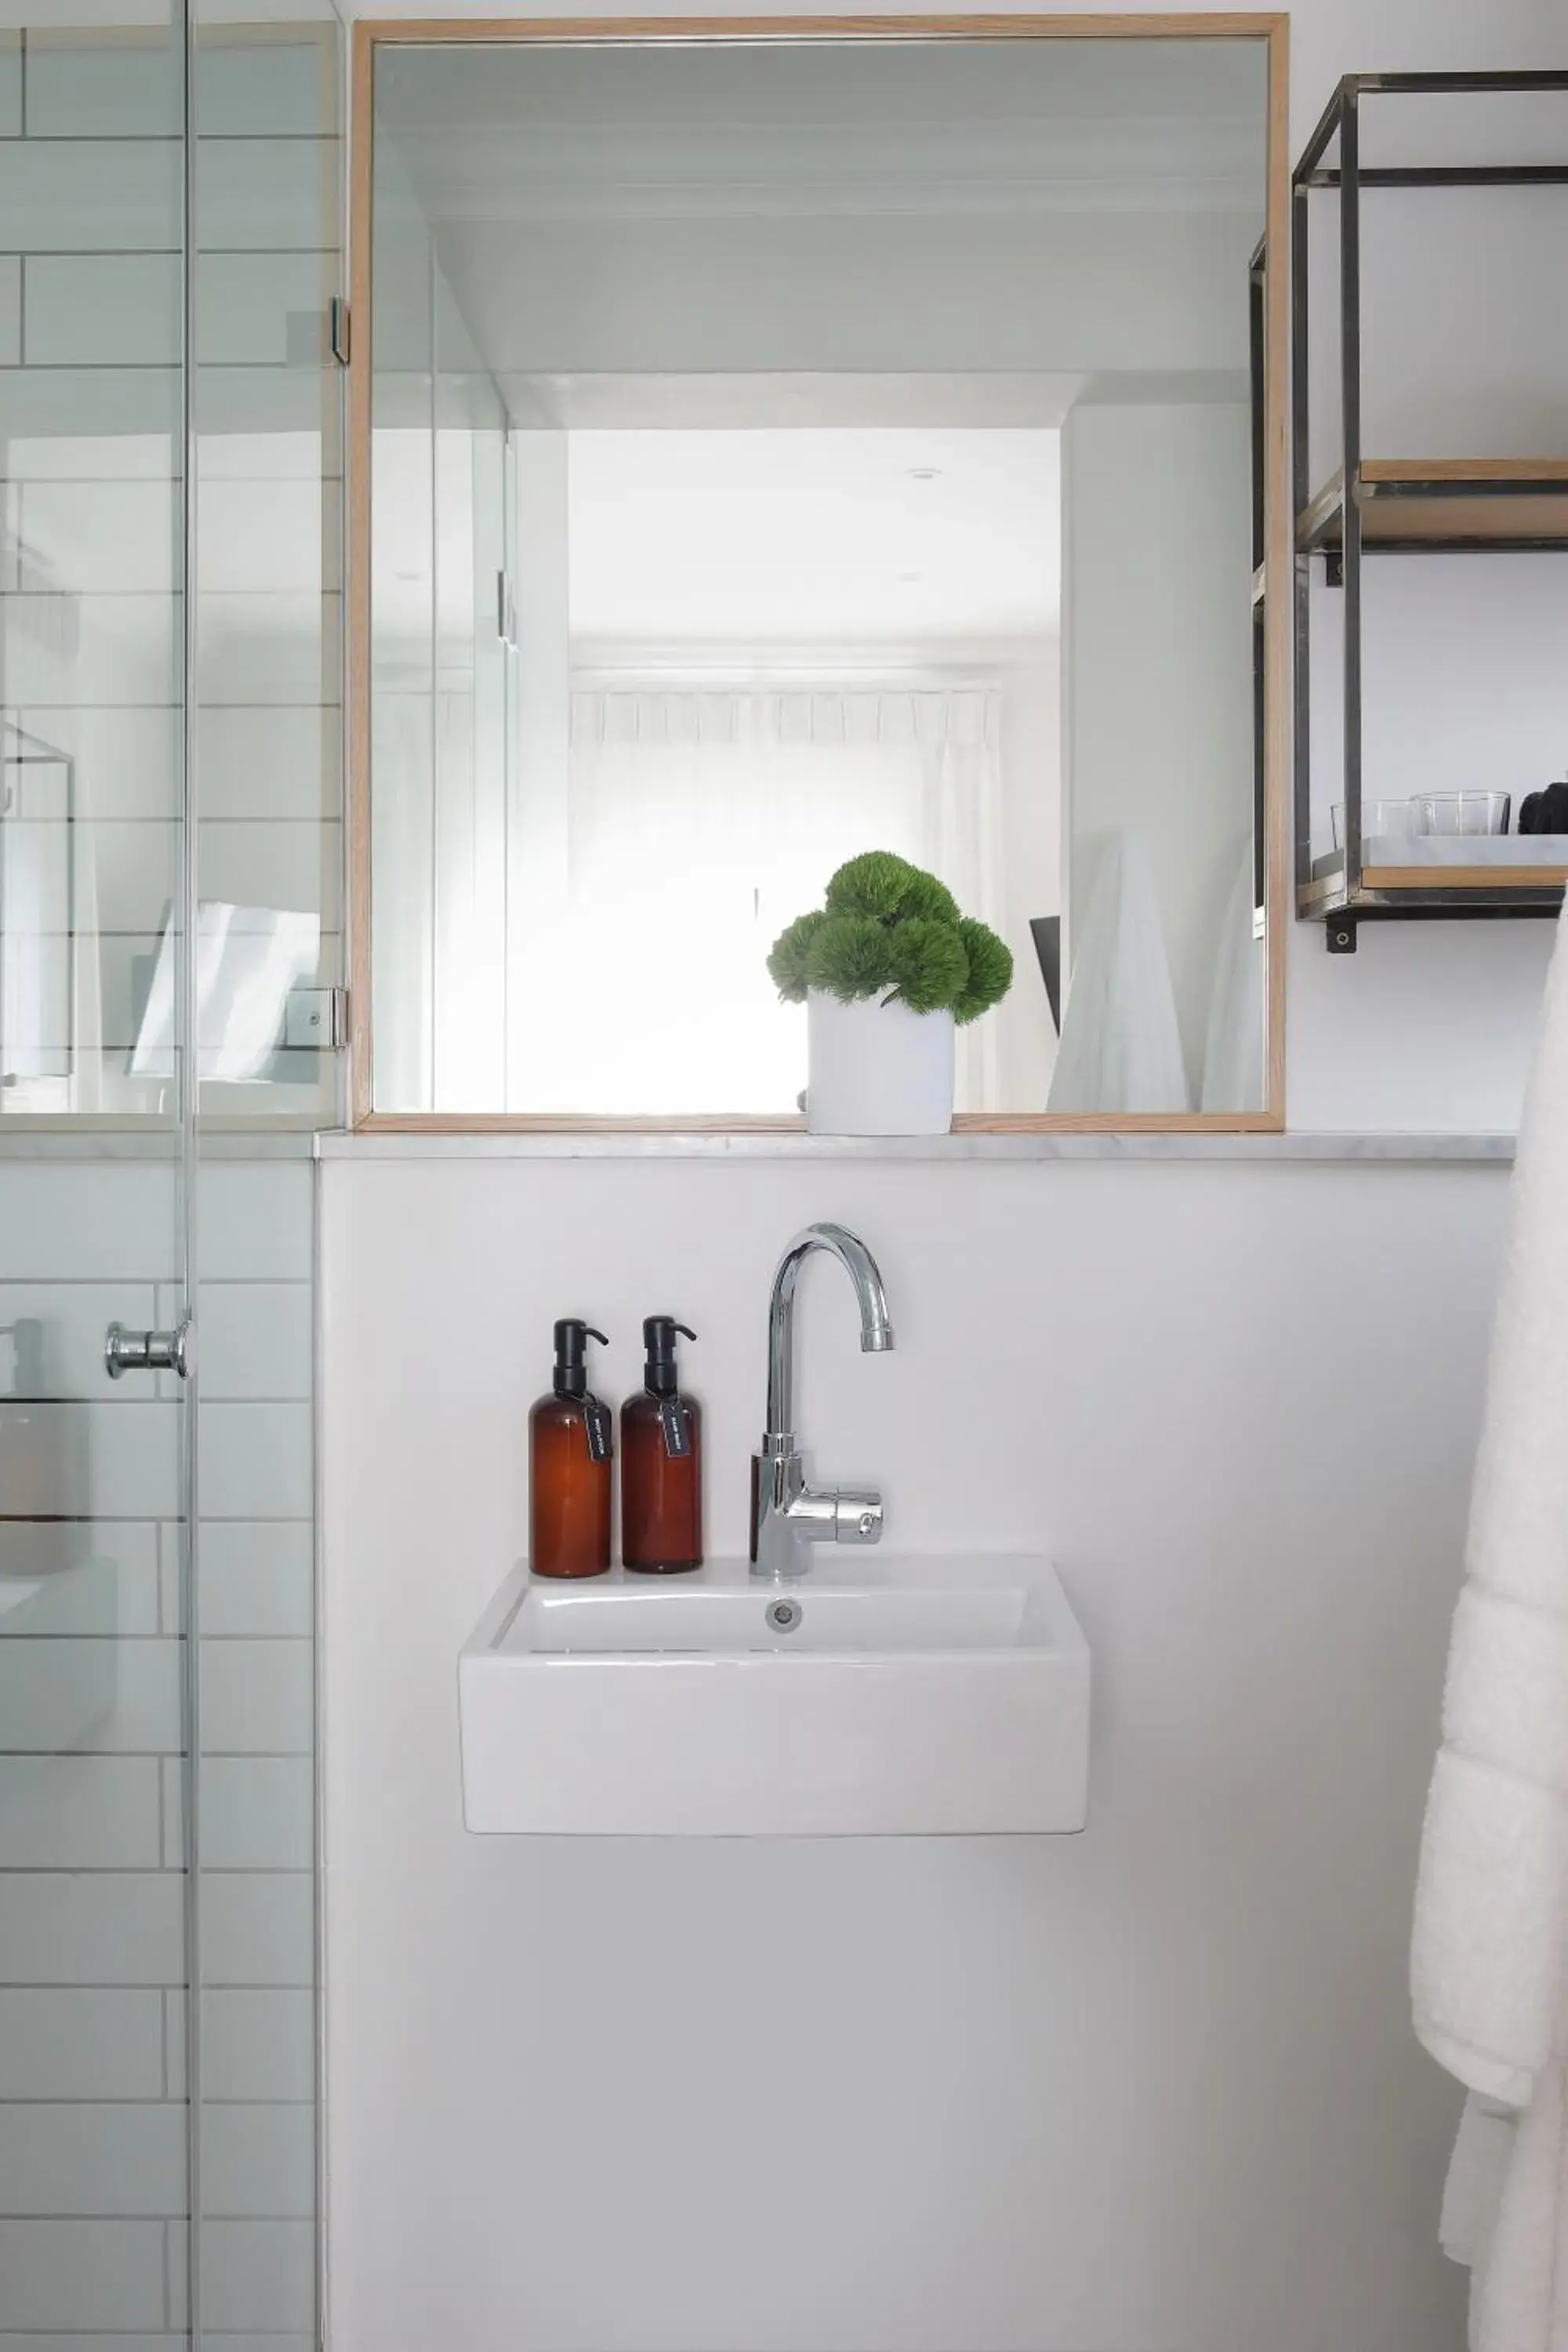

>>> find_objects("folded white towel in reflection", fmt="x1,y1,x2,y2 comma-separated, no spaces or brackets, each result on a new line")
1047,833,1189,1114
1411,904,1568,2351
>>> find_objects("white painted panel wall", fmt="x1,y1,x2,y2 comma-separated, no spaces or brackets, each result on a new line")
322,1152,1506,2352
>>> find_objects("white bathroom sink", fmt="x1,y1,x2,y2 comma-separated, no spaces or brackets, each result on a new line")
459,1555,1090,1837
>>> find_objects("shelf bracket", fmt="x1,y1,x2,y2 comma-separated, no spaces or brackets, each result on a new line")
1324,547,1343,588
1327,917,1359,954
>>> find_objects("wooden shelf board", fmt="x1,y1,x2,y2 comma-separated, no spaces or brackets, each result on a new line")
1361,864,1568,890
1300,865,1568,918
1298,459,1568,552
1365,459,1568,484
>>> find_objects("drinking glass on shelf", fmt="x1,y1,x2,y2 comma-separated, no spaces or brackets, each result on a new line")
1412,791,1512,837
1331,799,1413,851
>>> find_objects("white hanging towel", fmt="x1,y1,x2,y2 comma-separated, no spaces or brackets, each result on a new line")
1047,833,1189,1115
1411,906,1568,2352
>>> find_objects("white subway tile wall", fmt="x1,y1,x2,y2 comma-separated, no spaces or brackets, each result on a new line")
0,16,337,2343
200,2102,314,2219
0,1148,187,2342
195,1156,318,2345
24,31,183,137
0,1154,320,2349
0,17,343,1122
0,2220,170,2332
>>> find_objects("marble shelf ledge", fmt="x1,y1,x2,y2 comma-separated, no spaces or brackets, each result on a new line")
0,1128,1516,1165
313,1129,1517,1164
0,1127,318,1160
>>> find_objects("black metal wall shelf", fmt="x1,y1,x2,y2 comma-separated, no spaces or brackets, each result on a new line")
1291,72,1568,950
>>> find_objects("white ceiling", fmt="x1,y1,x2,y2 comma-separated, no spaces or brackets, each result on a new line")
502,372,1087,432
567,426,1059,648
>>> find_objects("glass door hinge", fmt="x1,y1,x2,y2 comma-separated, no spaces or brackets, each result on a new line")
329,297,350,367
496,571,518,648
284,986,349,1051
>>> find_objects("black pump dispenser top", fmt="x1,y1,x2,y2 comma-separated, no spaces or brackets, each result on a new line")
553,1319,607,1400
640,1318,697,1460
642,1316,695,1399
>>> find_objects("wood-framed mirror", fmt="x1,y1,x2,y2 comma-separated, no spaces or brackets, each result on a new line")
347,12,1290,1133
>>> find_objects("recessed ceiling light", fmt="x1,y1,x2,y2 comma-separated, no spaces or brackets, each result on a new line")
906,467,942,482
899,570,923,584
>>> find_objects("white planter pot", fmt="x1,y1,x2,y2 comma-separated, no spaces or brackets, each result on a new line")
806,989,954,1137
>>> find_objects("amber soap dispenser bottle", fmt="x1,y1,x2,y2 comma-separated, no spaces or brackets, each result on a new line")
529,1319,613,1579
621,1317,703,1574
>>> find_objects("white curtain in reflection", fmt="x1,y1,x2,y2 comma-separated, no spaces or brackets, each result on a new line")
561,685,1004,1115
1047,832,1189,1115
1200,849,1265,1113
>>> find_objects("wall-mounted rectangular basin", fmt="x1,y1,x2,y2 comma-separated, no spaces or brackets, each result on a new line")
459,1556,1089,1837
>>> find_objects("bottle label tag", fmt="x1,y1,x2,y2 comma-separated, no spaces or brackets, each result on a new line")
659,1398,691,1457
583,1397,612,1463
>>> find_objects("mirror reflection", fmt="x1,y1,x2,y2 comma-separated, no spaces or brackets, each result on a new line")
368,35,1270,1120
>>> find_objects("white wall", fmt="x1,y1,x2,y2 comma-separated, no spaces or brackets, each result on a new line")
322,1152,1510,2352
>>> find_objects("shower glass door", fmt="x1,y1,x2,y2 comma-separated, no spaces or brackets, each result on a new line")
187,1,341,2344
0,3,338,2345
0,9,197,2349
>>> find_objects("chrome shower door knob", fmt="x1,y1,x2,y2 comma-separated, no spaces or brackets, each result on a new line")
104,1318,191,1381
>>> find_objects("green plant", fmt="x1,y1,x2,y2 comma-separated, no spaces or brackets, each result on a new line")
826,851,959,928
804,913,892,1003
887,916,968,1015
765,910,826,1000
768,851,1014,1025
953,915,1015,1027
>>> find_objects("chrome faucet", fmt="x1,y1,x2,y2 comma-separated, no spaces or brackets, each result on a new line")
750,1222,893,1579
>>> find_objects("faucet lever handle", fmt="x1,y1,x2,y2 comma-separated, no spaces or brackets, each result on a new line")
832,1488,884,1546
